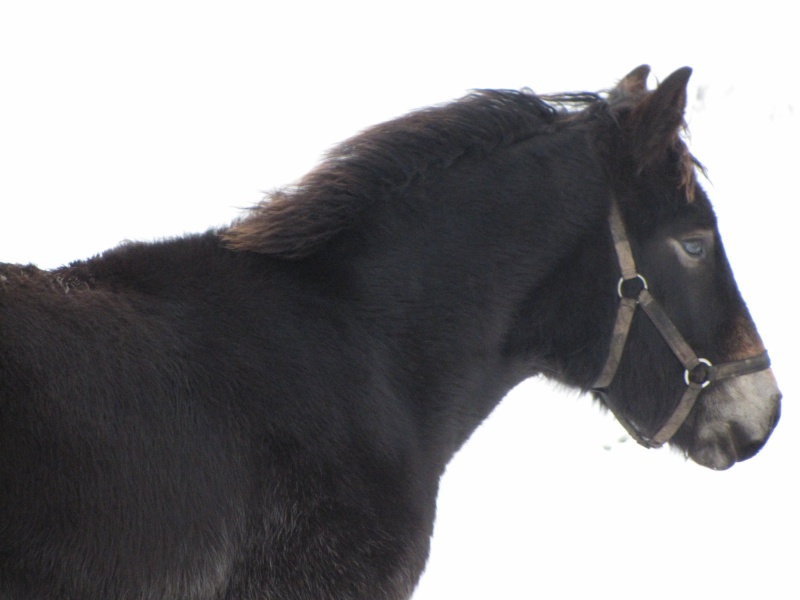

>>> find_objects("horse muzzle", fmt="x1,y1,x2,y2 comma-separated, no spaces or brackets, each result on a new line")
688,368,781,470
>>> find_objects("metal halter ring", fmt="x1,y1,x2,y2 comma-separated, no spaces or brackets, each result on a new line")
617,274,648,299
685,358,713,388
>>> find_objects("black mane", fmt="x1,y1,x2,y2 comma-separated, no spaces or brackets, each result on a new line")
222,90,602,258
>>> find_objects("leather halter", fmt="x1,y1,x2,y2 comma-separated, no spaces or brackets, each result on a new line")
592,200,771,448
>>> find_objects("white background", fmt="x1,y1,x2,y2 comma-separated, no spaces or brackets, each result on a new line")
1,2,796,598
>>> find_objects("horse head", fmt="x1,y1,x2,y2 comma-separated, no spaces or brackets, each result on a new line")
593,66,781,470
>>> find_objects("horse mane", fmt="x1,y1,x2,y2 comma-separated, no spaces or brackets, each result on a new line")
221,90,604,259
221,82,699,259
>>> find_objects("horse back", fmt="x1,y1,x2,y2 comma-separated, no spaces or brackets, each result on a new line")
0,233,430,599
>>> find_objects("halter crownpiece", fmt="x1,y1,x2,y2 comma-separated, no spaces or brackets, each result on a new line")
592,200,771,448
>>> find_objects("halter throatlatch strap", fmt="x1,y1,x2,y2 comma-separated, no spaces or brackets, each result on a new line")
592,201,641,390
592,200,771,449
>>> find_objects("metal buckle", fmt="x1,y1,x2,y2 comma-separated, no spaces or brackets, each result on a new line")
684,358,713,388
617,274,648,299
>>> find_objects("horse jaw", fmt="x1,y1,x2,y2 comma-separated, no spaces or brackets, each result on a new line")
688,369,781,470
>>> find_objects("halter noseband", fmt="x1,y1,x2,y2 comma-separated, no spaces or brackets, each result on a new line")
592,200,771,449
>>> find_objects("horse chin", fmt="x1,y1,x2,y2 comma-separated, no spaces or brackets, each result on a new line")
688,432,745,471
687,369,781,471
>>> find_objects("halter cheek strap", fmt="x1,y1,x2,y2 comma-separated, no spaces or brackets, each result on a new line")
592,200,771,448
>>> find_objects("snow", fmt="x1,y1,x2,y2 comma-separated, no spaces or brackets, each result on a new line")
1,2,796,598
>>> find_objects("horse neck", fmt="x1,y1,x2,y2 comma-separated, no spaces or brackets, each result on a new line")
328,134,616,459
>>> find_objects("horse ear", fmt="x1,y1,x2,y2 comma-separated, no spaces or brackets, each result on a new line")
610,65,651,103
625,66,693,171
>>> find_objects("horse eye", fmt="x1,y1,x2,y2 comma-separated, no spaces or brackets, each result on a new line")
681,238,705,258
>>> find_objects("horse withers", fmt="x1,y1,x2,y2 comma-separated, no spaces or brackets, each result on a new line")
0,66,781,599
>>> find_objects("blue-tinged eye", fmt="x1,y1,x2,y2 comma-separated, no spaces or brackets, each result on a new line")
681,238,705,258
